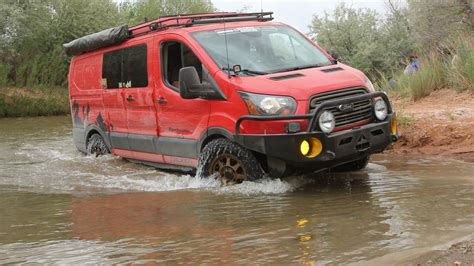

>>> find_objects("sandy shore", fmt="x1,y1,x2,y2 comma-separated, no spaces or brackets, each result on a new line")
389,89,474,163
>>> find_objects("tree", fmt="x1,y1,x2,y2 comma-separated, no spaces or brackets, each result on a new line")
310,3,384,76
407,0,473,48
457,0,474,29
0,0,215,87
119,0,215,26
379,0,416,69
309,2,416,77
0,0,121,87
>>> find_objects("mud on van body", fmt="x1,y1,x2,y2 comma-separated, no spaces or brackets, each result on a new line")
66,12,397,184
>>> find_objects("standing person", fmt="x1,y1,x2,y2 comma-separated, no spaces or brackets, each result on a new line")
404,54,420,75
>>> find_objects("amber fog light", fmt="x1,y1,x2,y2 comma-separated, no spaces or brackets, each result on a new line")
391,115,398,135
300,138,323,158
300,140,310,156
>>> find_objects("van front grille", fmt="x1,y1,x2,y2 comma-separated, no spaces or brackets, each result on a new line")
309,87,373,129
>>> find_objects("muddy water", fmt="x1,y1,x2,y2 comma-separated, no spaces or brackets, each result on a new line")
0,116,473,264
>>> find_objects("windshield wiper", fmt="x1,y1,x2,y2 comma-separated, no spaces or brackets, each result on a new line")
222,67,268,76
272,64,327,73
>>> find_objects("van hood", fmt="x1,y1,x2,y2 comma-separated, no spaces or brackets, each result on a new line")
230,64,368,100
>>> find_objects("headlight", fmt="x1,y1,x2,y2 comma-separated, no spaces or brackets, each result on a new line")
365,77,375,92
374,99,388,120
240,92,296,116
319,110,335,134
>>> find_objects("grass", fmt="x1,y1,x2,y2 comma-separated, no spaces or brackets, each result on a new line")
396,113,415,126
446,36,474,92
0,86,69,117
377,54,447,101
376,35,473,100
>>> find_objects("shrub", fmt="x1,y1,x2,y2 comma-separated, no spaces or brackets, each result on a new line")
446,36,474,92
396,54,447,101
0,63,12,87
377,35,473,100
0,87,69,117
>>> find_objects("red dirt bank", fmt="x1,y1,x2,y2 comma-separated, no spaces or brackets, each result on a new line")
389,89,474,162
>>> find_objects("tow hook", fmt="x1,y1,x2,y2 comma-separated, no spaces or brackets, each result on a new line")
391,134,398,142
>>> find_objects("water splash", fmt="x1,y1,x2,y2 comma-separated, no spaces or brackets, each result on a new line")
0,134,318,195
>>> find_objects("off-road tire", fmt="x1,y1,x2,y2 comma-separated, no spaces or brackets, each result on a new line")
86,133,110,157
197,138,264,184
332,156,370,172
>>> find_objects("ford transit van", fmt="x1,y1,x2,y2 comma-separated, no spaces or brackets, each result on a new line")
65,12,397,184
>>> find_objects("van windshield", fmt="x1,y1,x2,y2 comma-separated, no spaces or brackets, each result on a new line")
191,25,332,75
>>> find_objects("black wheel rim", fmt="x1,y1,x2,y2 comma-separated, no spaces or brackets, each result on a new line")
88,138,108,157
209,154,247,184
91,144,104,157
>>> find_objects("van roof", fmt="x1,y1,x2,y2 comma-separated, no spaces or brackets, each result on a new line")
64,12,275,57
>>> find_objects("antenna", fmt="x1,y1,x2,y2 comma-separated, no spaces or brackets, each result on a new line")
261,0,263,13
223,18,231,79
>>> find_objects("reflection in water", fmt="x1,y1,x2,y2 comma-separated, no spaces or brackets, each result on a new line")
0,189,70,244
0,116,473,264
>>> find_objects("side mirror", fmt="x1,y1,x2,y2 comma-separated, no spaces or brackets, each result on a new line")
329,51,339,63
178,66,225,100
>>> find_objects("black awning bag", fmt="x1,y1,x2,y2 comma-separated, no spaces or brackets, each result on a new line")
63,25,129,56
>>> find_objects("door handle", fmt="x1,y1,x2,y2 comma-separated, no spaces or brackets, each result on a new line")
126,95,135,102
157,97,168,104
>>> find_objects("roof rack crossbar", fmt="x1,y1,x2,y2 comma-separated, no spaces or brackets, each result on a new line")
128,12,273,38
190,15,273,25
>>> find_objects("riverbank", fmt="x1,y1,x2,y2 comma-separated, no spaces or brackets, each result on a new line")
389,88,474,162
413,238,474,265
0,87,69,117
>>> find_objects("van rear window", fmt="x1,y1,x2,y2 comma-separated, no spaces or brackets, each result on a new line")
102,44,148,88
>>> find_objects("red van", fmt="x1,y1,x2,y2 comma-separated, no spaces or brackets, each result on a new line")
65,12,397,184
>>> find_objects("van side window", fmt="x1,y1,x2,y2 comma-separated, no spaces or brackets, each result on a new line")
162,41,206,90
102,44,148,89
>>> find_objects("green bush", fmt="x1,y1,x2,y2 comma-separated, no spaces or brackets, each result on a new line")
0,87,69,117
397,54,446,100
0,63,11,87
376,35,473,100
0,94,6,117
447,36,474,91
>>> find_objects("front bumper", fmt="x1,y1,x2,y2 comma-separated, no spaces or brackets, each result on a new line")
234,92,397,170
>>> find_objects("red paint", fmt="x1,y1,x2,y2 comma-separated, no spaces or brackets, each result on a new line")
68,14,373,167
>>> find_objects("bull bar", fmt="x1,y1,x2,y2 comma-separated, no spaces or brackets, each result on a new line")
235,91,393,135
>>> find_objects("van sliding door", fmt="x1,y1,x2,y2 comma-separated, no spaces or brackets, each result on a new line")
102,48,129,150
121,44,159,155
103,43,158,158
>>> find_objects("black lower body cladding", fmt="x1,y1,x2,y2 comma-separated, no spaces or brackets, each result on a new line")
235,114,396,171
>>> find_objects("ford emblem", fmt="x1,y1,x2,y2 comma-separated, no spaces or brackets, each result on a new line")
338,103,354,112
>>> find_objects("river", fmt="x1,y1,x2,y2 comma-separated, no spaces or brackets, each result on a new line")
0,116,473,264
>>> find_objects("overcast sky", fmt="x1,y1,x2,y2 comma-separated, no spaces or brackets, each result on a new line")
212,0,388,33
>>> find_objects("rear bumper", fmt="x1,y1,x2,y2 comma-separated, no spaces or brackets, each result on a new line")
234,92,397,170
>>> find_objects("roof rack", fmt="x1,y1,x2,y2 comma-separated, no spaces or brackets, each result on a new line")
129,12,274,38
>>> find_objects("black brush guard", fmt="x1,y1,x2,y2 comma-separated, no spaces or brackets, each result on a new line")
235,92,392,134
233,92,397,167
